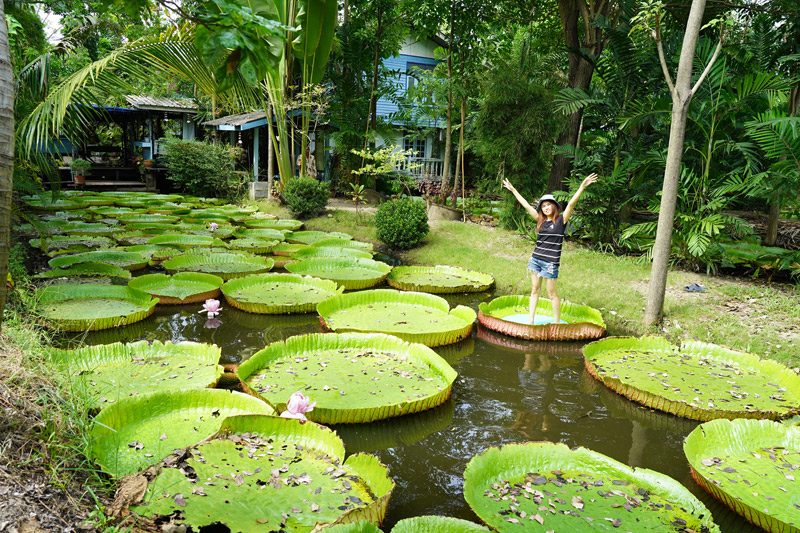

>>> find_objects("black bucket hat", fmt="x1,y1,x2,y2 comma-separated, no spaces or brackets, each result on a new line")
535,194,561,212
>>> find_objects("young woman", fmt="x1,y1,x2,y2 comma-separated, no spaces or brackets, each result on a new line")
502,173,598,324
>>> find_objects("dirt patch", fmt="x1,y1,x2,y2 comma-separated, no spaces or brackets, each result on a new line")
325,198,377,214
0,340,96,532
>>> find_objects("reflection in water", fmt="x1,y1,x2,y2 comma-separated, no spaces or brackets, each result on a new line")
56,297,759,532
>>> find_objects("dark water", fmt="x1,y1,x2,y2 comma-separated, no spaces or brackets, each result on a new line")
61,293,760,532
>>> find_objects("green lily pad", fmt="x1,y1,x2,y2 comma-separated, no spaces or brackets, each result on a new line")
36,284,158,331
286,258,392,290
48,250,150,271
583,336,800,421
387,265,495,293
222,273,343,314
147,234,223,249
50,340,223,409
684,418,800,533
238,333,457,424
226,237,280,254
233,227,288,241
29,235,115,253
286,230,353,245
464,442,720,532
317,289,476,347
327,522,383,533
478,295,606,341
313,238,374,252
131,415,394,531
162,252,274,280
112,230,157,246
273,242,308,256
35,262,132,280
392,516,490,532
128,273,224,304
292,246,373,260
117,213,180,225
244,217,303,230
24,196,85,210
90,390,274,477
119,244,181,263
61,221,118,236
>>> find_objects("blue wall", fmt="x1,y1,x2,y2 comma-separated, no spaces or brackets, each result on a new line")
376,53,438,127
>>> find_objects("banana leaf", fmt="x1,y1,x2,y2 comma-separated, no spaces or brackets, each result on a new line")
50,340,223,409
36,283,158,331
478,295,606,341
286,257,392,290
317,289,476,347
237,333,457,424
131,414,394,531
388,265,495,294
162,252,274,280
128,273,224,304
90,390,274,477
222,273,343,314
684,418,800,533
463,442,720,532
583,336,800,421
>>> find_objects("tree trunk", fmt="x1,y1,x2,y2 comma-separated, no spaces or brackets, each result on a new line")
267,105,275,198
0,0,13,330
644,0,710,327
766,85,800,245
549,0,609,192
367,8,384,132
440,5,456,199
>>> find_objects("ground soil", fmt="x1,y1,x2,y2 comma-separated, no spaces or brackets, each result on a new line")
0,342,94,532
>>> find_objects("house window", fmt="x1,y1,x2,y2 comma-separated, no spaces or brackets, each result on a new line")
403,136,426,159
406,62,434,91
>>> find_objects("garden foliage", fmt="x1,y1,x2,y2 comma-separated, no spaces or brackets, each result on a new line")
160,139,245,200
374,198,429,249
282,177,330,219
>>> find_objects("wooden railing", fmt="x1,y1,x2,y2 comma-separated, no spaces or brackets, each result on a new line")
395,157,444,180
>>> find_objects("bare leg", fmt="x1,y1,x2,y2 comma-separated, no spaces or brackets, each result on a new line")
529,272,542,324
546,278,560,324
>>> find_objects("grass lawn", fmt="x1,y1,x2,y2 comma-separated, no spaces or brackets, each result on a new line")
286,204,800,368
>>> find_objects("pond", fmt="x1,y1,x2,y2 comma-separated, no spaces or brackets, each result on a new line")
61,292,759,531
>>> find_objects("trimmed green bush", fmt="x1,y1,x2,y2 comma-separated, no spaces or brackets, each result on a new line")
375,198,429,249
160,139,246,200
283,177,329,218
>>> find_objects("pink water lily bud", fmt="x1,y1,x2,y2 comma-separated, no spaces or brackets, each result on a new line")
209,222,219,231
199,298,222,318
280,392,316,421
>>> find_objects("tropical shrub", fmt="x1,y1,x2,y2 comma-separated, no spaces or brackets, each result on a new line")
282,177,329,218
374,198,429,249
160,139,246,200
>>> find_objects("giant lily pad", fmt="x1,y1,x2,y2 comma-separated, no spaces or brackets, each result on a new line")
292,246,373,260
286,258,392,290
463,442,720,532
317,289,476,347
286,230,353,245
162,252,274,280
37,284,158,331
48,250,150,271
387,265,495,294
478,295,606,341
313,238,374,252
51,340,223,408
90,390,274,477
583,337,800,421
684,418,800,532
222,273,343,314
128,273,224,304
148,234,224,249
244,217,303,230
120,244,181,263
238,333,457,424
226,237,279,254
117,213,180,225
273,242,308,257
131,414,394,531
29,235,115,254
35,262,132,280
233,227,287,241
61,221,118,236
392,517,489,532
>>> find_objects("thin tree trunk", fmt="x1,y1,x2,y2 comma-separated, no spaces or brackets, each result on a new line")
0,0,13,329
451,139,461,207
267,105,275,198
440,4,455,200
767,85,800,245
367,8,384,132
644,0,716,326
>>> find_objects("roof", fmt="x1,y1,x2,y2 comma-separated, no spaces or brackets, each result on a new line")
203,111,268,131
125,95,198,113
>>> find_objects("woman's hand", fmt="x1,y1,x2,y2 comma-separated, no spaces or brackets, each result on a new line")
581,173,599,189
502,179,516,192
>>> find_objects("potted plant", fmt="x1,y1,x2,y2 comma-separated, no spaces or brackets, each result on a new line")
70,158,91,186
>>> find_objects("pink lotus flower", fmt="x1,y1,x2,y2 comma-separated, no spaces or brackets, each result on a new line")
280,392,316,421
199,298,222,318
209,222,219,231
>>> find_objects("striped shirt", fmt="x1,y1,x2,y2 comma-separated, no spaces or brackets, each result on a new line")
532,215,566,266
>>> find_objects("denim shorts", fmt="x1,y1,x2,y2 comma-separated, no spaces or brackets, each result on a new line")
528,256,559,279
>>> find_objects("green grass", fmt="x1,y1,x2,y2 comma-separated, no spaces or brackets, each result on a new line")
305,209,800,367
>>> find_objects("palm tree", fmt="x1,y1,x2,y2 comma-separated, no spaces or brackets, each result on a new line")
0,0,14,329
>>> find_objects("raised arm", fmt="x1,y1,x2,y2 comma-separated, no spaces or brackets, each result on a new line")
502,179,539,222
562,173,598,224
